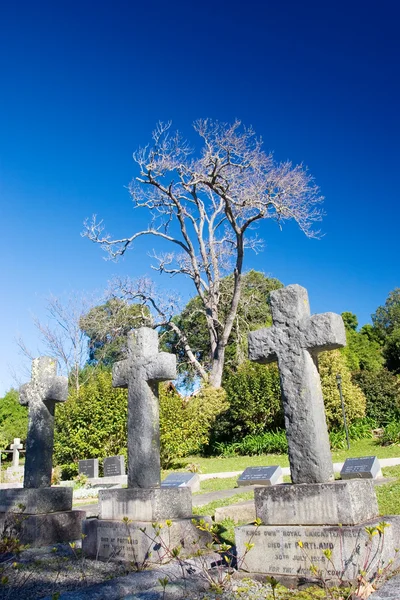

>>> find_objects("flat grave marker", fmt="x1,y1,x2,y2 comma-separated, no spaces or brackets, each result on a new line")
237,465,283,487
161,472,200,493
340,456,382,480
78,458,99,479
103,455,125,477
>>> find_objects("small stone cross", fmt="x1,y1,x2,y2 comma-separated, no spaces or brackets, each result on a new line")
10,438,23,469
113,327,176,488
248,284,346,484
19,357,68,488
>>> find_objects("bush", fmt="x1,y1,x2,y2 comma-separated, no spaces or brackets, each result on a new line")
381,421,400,446
319,350,366,428
213,430,288,457
352,369,400,426
54,367,128,479
0,389,28,451
160,385,228,468
212,361,283,445
329,418,376,450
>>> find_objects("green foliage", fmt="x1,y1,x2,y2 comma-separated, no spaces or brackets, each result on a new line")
383,328,400,374
380,421,400,446
329,418,375,450
319,350,366,428
341,311,358,331
211,361,283,445
54,367,128,478
372,288,400,374
159,385,228,468
352,369,400,425
342,328,383,373
80,298,150,365
0,389,28,450
214,430,288,457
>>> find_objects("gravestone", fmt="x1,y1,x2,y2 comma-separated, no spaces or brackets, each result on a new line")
83,328,211,562
237,466,283,487
340,456,382,480
0,357,85,545
162,472,200,493
78,458,99,479
235,285,400,585
10,438,23,469
103,455,125,477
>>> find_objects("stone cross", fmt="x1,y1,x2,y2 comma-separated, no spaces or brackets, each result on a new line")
10,438,23,469
113,327,176,489
248,284,346,485
19,357,68,488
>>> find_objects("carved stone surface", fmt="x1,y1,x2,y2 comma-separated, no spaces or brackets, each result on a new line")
99,487,192,521
248,284,346,484
112,328,176,489
0,510,86,546
19,357,68,488
0,487,72,514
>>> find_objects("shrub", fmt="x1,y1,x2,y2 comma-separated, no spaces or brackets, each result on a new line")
381,421,400,446
352,369,400,426
212,361,283,445
319,350,366,428
329,418,375,450
160,385,228,468
213,430,288,457
0,389,28,451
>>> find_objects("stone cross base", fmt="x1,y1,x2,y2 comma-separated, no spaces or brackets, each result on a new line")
99,487,192,521
82,516,213,563
235,516,400,583
0,510,86,547
255,480,379,526
0,487,72,514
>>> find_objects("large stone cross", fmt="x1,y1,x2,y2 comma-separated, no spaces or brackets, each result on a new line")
113,327,176,489
248,284,346,484
10,438,23,469
19,357,68,488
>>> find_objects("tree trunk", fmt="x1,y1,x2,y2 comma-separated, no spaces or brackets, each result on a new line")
209,343,226,388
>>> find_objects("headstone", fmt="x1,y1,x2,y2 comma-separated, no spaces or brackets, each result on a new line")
248,284,346,484
162,472,200,493
10,438,23,469
83,328,210,562
19,357,68,488
340,456,382,480
237,465,283,487
103,455,125,477
78,458,99,479
0,357,85,546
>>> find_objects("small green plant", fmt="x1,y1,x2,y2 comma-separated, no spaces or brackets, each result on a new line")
381,421,400,446
73,473,90,489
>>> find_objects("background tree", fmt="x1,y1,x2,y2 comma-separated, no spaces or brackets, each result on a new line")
0,389,28,450
341,312,383,373
84,119,323,387
79,298,151,365
372,288,400,373
352,369,400,426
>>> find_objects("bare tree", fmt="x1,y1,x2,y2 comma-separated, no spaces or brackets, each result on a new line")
83,119,323,387
16,292,99,392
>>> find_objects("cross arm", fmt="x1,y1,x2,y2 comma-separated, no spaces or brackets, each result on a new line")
146,353,177,382
19,383,30,406
304,313,346,354
45,376,68,403
112,359,130,388
248,327,279,364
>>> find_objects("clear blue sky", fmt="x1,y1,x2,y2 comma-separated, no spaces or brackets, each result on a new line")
0,0,399,395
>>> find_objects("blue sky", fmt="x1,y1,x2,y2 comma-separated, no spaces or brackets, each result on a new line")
0,0,399,395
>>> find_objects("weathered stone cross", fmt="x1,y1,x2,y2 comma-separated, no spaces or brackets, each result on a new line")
19,357,68,488
10,438,23,469
113,327,176,489
248,284,346,485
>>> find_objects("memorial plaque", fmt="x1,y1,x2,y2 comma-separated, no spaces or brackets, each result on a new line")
340,456,381,480
161,472,200,493
238,466,283,487
78,458,99,479
103,455,125,477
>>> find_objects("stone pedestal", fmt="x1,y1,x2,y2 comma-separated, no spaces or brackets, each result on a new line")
235,517,400,582
99,487,192,520
82,516,212,563
0,487,85,546
235,481,400,584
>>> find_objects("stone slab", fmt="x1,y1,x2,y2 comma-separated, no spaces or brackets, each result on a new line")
79,458,99,478
82,516,213,563
103,455,125,477
215,500,256,524
340,456,382,480
255,480,378,525
238,466,283,487
235,516,400,582
99,487,192,520
0,486,73,514
161,472,200,492
0,510,85,546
